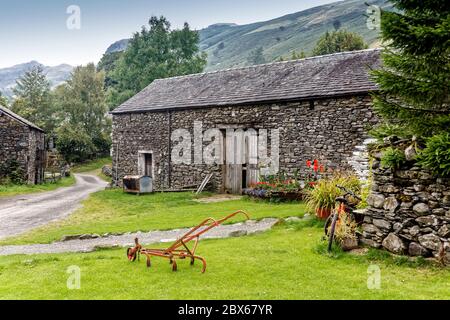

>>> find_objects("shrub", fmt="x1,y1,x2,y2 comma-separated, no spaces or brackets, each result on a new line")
0,159,25,184
312,29,368,56
305,173,361,214
380,147,406,169
417,133,450,177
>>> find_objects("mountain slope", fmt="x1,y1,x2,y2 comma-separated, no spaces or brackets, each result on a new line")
0,61,73,99
105,0,390,71
200,0,389,70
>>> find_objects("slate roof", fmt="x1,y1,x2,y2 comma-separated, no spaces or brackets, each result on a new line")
112,48,381,114
0,105,44,132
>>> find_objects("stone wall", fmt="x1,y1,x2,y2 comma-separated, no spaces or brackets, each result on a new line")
361,159,450,262
0,113,45,184
112,94,377,191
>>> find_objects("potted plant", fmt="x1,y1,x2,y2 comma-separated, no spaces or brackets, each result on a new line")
305,178,340,219
305,173,360,220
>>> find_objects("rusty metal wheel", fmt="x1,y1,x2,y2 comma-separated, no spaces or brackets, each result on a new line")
127,248,137,262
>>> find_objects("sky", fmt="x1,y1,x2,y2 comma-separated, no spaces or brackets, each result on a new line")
0,0,338,68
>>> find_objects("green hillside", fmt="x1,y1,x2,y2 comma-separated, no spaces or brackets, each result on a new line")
199,0,390,71
101,0,392,72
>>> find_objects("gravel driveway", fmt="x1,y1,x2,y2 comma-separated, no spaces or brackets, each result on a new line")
0,174,108,240
0,218,279,256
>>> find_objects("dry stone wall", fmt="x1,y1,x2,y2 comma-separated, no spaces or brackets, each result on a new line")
361,159,450,262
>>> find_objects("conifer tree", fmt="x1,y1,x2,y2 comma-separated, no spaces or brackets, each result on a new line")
371,0,450,138
11,66,55,132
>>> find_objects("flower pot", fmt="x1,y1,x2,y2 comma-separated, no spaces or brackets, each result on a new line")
315,208,332,220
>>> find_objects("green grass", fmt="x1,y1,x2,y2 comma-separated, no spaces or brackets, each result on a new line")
72,157,112,173
0,225,448,300
72,157,112,182
0,191,304,245
0,176,76,198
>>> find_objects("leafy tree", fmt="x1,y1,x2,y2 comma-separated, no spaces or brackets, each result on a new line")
247,47,266,65
55,63,111,161
0,92,8,107
11,66,56,132
312,29,368,56
56,123,96,163
97,51,123,88
291,50,306,60
371,0,450,138
109,16,207,108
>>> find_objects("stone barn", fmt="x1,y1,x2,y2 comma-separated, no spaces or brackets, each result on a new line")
112,49,381,194
0,105,45,184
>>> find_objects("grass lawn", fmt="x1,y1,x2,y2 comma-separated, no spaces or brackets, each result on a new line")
0,191,304,245
0,176,76,198
0,222,448,300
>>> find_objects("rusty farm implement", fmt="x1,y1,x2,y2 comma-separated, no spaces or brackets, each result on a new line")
126,210,250,273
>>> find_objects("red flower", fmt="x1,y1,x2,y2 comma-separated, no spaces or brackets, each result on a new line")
319,165,325,173
306,160,312,168
313,159,319,172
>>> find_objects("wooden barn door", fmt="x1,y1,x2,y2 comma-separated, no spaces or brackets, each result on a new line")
246,131,259,187
223,129,258,194
224,131,242,194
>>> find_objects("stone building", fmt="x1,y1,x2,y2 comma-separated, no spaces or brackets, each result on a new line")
0,105,45,184
112,49,381,193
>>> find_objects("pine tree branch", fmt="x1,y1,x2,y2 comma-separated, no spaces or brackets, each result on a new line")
382,97,450,114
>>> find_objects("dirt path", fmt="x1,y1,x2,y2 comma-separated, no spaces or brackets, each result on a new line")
0,174,108,240
0,218,279,256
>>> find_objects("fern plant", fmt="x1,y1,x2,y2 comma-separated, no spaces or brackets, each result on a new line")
381,147,406,169
417,133,450,177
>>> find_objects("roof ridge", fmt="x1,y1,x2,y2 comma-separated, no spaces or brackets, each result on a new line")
0,104,44,132
154,48,382,82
